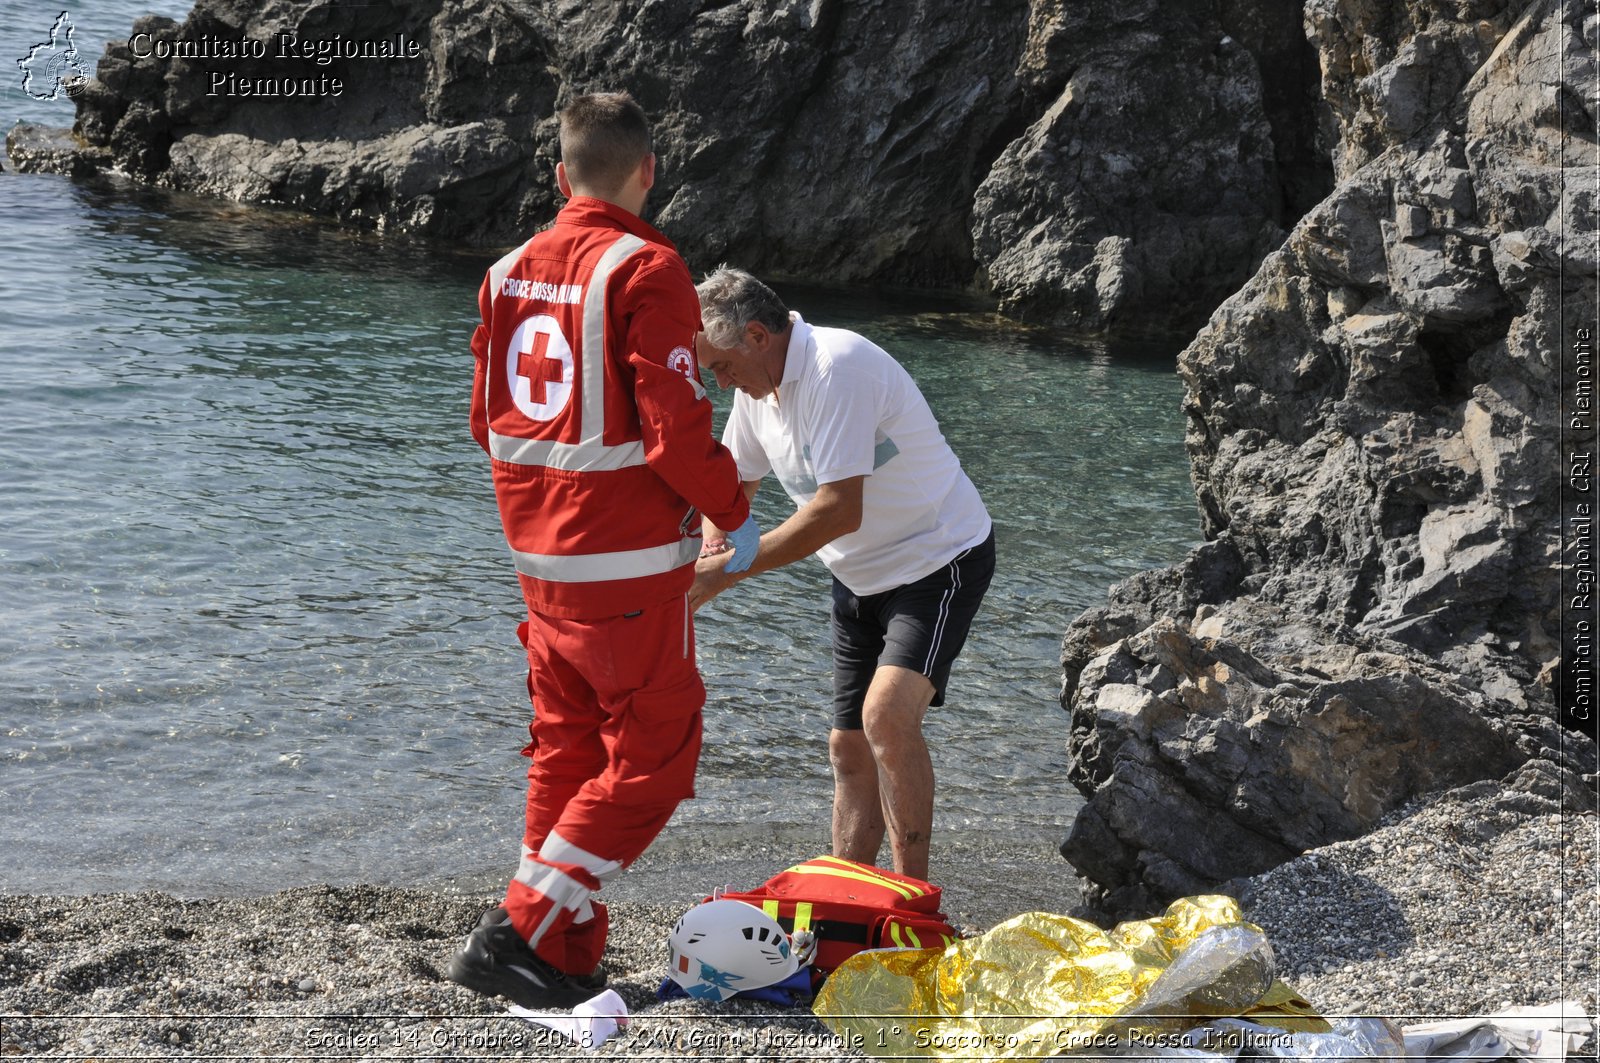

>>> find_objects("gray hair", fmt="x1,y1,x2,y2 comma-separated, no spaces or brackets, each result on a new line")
696,266,790,349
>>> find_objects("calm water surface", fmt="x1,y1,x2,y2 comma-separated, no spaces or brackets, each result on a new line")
1,1,1201,895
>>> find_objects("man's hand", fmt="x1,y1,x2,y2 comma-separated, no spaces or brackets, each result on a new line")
690,554,738,612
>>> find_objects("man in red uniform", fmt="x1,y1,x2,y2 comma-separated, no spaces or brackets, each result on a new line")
447,92,760,1009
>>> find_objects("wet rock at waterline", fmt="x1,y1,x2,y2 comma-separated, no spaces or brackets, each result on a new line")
12,0,1327,334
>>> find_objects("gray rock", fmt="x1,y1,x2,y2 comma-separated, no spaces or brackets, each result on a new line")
1061,0,1599,917
5,124,109,178
23,0,1335,332
34,0,1032,287
1062,605,1544,914
968,0,1330,331
1304,0,1507,181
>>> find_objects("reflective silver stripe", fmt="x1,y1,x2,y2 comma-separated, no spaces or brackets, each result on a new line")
487,433,646,471
487,237,536,309
541,831,623,884
514,863,590,948
513,837,598,926
579,234,646,445
513,536,698,584
484,238,536,445
488,232,649,469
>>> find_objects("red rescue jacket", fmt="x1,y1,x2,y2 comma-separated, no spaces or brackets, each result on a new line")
470,197,749,618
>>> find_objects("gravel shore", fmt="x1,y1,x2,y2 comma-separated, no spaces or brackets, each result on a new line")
2,779,1595,1061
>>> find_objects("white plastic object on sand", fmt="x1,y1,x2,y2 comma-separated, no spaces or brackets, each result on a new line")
508,988,629,1050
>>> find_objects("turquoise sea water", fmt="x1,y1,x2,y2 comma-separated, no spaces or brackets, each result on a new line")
1,1,1201,895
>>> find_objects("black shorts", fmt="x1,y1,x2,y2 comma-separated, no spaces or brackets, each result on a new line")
829,527,995,730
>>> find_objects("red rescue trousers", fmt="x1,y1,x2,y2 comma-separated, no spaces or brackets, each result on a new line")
504,594,704,975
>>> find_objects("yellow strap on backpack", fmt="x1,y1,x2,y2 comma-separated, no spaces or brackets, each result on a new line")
761,899,816,934
784,857,923,900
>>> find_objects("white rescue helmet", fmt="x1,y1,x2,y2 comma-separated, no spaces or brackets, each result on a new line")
667,899,801,1001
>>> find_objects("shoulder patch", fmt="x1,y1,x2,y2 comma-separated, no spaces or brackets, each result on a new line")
668,345,695,378
668,345,707,400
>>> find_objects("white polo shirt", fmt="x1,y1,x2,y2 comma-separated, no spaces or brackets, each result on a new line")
722,312,992,596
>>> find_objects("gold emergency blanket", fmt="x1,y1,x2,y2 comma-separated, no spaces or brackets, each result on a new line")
813,895,1326,1061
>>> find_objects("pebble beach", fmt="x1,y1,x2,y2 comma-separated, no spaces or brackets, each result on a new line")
2,781,1595,1061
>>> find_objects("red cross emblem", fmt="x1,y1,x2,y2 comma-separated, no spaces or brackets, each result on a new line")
505,314,574,422
518,330,566,404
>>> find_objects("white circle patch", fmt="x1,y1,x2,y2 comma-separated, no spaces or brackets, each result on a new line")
667,345,696,380
505,314,574,422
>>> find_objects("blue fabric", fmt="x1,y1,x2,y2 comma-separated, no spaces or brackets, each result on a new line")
656,967,814,1006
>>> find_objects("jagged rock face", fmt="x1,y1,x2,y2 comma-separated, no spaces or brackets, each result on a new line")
55,0,1031,285
12,0,1336,328
1186,0,1592,691
1061,0,1598,917
71,0,547,244
1305,0,1516,181
969,0,1330,331
570,0,1032,288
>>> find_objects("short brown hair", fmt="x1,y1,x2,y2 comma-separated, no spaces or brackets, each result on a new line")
558,92,653,197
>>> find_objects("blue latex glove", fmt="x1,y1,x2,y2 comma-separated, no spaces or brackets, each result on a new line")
723,514,761,574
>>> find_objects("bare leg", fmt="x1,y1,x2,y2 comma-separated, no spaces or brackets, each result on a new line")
860,665,936,880
828,727,884,865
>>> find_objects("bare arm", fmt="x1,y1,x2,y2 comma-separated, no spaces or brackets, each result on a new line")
691,476,864,610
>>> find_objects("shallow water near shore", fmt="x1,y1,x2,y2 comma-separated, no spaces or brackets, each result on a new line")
2,20,1200,895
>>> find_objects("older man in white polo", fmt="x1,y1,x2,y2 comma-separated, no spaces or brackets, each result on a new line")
691,267,994,881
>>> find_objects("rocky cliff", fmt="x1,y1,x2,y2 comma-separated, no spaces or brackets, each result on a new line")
972,0,1329,329
7,0,1328,333
1060,0,1598,917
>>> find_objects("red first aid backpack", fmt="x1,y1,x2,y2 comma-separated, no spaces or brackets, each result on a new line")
717,856,960,982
